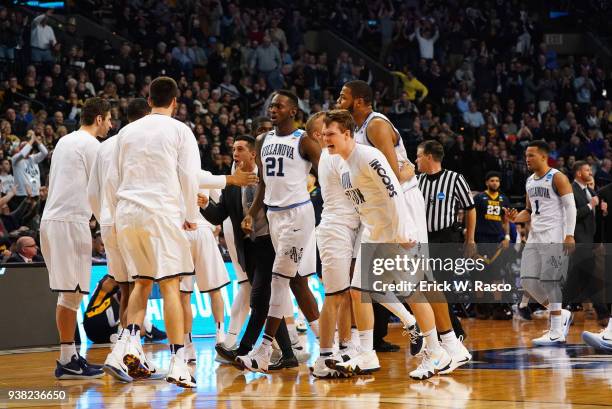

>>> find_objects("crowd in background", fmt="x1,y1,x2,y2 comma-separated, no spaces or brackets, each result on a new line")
1,1,612,269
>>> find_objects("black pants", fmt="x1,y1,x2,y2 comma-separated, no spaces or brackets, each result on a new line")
428,227,466,339
237,235,293,357
373,303,391,345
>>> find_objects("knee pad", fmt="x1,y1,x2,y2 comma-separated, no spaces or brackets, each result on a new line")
268,275,291,319
57,292,83,312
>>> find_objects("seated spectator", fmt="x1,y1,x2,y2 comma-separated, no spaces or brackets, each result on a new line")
92,231,106,262
4,235,43,263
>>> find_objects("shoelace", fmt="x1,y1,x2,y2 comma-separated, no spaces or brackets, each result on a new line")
402,325,422,344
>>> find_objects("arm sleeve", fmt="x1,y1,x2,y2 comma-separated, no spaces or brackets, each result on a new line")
455,173,475,210
561,193,577,236
12,144,32,164
366,151,413,243
178,129,202,224
31,143,48,163
198,169,227,189
87,153,102,222
104,138,120,225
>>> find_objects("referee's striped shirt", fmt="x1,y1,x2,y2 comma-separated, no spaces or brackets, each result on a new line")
417,169,475,233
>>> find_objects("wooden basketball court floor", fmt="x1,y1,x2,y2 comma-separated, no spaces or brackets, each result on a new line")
1,312,610,408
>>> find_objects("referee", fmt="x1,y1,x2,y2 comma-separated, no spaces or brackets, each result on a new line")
416,140,477,339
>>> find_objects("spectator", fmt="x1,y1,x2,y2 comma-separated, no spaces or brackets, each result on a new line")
391,68,428,104
0,159,14,195
251,34,281,89
30,11,56,63
463,102,485,130
92,231,106,263
4,235,43,263
413,18,438,60
10,131,48,209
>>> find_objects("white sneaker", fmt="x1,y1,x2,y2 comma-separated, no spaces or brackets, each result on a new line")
122,337,151,379
104,340,132,383
271,340,310,363
582,329,612,352
310,356,341,379
334,349,380,376
165,353,196,388
560,309,573,338
439,337,472,374
409,348,452,380
532,329,565,346
296,318,307,333
184,342,196,364
236,344,271,373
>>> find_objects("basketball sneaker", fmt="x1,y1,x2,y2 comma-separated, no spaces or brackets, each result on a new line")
532,329,565,346
104,332,132,382
439,336,472,374
185,342,197,365
560,309,573,338
215,343,238,364
582,329,612,352
166,351,196,388
333,349,380,376
403,323,425,356
123,337,151,379
78,354,103,371
310,356,341,379
236,344,272,373
55,354,105,380
143,325,167,342
270,340,310,363
409,348,452,380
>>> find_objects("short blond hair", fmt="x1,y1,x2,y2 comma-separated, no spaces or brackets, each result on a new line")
305,111,326,136
323,109,355,136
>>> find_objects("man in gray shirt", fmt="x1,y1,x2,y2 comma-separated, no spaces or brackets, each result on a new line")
11,130,48,207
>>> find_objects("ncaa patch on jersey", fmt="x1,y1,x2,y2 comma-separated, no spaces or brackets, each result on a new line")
437,191,446,200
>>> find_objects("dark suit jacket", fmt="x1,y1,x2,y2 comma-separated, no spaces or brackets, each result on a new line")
597,183,612,243
573,181,596,243
4,252,44,263
201,185,267,273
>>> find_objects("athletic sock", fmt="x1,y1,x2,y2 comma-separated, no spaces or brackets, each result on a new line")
59,342,77,365
184,332,193,346
261,334,274,354
350,326,360,346
287,323,299,345
550,314,563,334
225,332,238,348
170,344,184,355
309,319,320,338
358,329,374,352
423,328,443,354
127,324,140,336
216,321,225,344
607,318,612,334
320,347,333,357
439,329,460,346
381,302,416,328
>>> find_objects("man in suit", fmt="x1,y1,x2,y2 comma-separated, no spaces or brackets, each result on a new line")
564,161,598,307
200,135,299,369
4,235,44,263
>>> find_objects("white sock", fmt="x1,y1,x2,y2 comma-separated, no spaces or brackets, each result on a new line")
184,332,193,346
548,302,562,312
59,343,77,365
216,322,225,344
130,330,141,346
606,318,612,333
440,330,459,346
226,283,251,347
260,335,274,355
309,319,320,338
550,314,563,334
143,315,153,333
320,347,333,356
520,294,530,308
423,328,443,354
381,301,416,328
351,327,360,346
359,329,373,352
287,323,299,344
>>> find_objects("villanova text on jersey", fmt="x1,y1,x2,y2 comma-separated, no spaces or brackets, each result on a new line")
342,172,366,205
527,186,551,199
261,143,295,160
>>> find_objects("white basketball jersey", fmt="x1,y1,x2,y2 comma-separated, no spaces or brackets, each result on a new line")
526,168,564,233
261,129,311,207
318,148,359,228
354,111,418,190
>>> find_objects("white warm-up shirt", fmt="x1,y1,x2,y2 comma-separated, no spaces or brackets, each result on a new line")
104,114,200,223
42,130,100,223
318,148,359,228
341,144,415,243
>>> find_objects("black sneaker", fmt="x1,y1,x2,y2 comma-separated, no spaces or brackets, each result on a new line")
491,305,513,320
144,325,167,342
373,339,400,353
215,343,238,364
77,354,104,370
403,323,424,356
268,354,299,370
55,355,104,380
517,305,532,321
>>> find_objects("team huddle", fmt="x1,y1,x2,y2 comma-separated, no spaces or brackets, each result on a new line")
42,75,591,389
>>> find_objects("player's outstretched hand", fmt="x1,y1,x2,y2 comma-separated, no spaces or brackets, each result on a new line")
183,221,197,231
241,214,253,235
229,166,259,187
503,207,517,222
197,193,208,208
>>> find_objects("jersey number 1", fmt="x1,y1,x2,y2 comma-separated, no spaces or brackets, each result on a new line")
534,199,540,215
265,157,285,177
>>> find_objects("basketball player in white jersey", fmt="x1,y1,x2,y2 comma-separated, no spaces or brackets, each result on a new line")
41,97,111,379
236,90,321,372
337,81,469,368
305,111,360,378
88,98,151,336
180,186,230,364
505,140,576,346
103,77,200,388
322,109,454,379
